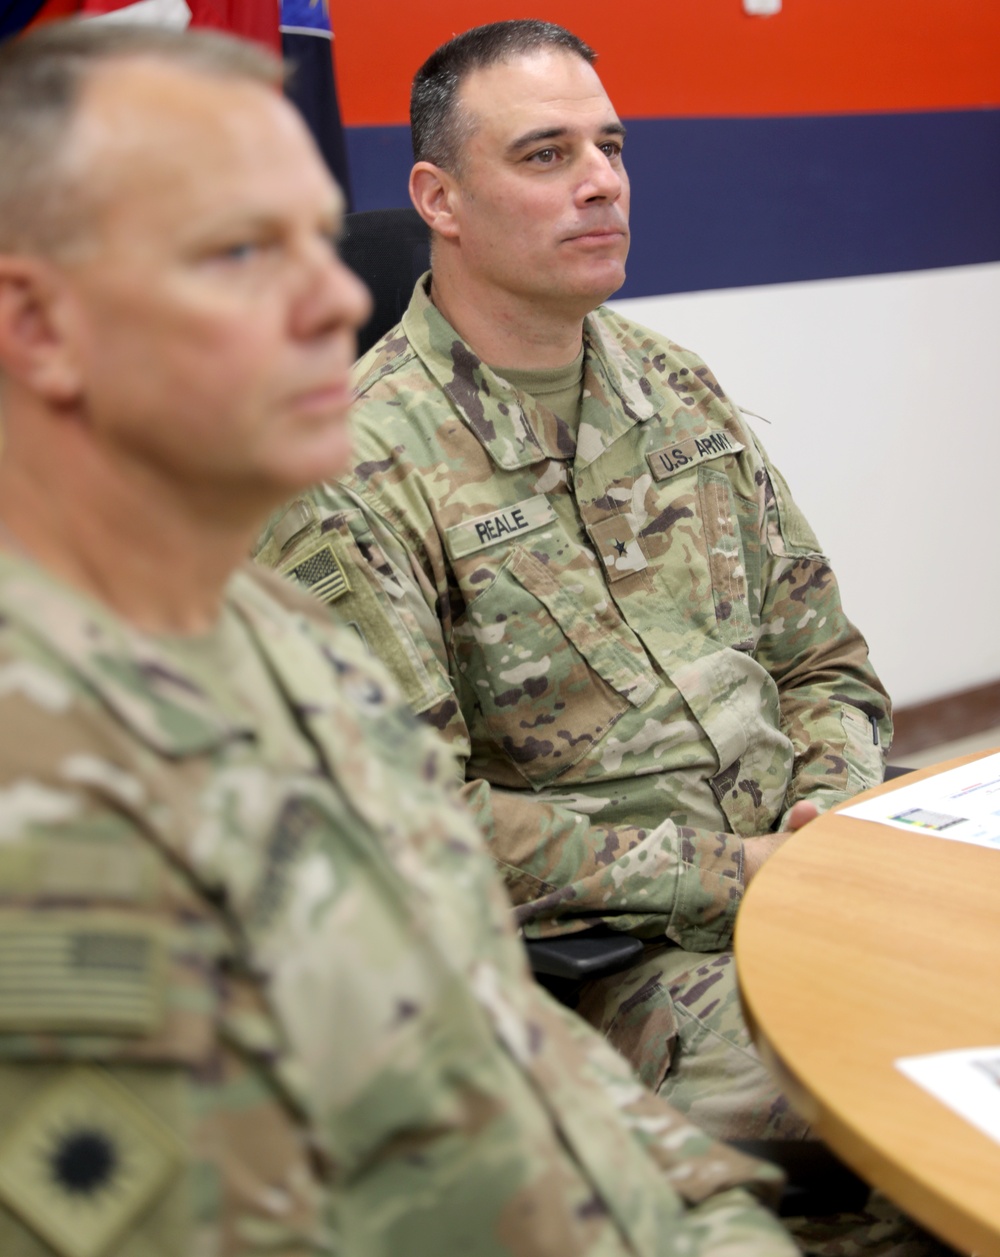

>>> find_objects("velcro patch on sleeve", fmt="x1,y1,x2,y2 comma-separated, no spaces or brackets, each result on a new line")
270,498,318,553
0,1067,183,1257
646,431,744,481
0,840,153,902
282,542,351,605
444,496,557,559
0,916,165,1035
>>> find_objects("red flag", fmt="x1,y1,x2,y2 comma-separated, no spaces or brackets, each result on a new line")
78,0,192,27
188,0,279,53
77,0,281,53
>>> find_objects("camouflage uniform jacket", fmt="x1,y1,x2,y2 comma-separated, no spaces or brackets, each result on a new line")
0,553,793,1257
257,276,891,950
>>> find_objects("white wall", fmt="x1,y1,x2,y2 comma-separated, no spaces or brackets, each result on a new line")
611,262,1000,708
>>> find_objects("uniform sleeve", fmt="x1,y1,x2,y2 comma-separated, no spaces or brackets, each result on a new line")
516,991,799,1257
530,1000,800,1257
522,976,790,1206
256,490,748,951
746,429,892,822
460,845,798,1256
0,655,328,1257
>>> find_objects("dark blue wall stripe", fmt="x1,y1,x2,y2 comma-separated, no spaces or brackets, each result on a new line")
346,125,413,211
346,109,1000,297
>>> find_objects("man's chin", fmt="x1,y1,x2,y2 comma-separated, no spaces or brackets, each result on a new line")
565,264,628,313
268,430,354,497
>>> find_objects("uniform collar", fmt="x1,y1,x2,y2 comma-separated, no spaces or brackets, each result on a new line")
401,274,669,472
0,554,260,756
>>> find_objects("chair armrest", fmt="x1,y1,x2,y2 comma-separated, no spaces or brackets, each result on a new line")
524,932,644,981
884,764,916,780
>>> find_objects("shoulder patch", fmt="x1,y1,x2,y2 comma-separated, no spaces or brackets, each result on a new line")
0,838,153,901
0,1067,183,1257
282,542,351,605
0,915,165,1035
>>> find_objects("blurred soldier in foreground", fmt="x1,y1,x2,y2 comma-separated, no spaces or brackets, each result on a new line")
256,18,892,1141
0,20,804,1256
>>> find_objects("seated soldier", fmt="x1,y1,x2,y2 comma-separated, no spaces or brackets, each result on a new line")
256,18,891,1145
0,19,802,1257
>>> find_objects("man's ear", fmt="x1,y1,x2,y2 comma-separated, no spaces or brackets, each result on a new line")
0,256,82,404
409,162,462,241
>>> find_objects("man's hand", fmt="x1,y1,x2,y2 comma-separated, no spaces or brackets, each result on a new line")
741,800,819,887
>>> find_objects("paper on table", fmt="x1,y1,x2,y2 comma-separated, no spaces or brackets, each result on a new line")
839,751,1000,848
897,1047,1000,1147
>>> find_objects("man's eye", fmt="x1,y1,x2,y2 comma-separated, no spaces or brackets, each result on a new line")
215,241,257,262
529,148,558,165
216,239,274,263
599,141,623,159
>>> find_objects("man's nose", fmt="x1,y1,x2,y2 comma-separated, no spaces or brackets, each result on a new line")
293,241,373,341
578,145,623,202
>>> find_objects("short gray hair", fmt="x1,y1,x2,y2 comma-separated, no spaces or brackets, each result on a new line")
0,20,285,256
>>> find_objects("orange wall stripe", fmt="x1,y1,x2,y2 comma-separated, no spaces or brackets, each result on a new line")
331,0,1000,125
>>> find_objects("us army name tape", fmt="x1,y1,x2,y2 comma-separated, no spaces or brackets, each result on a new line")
646,431,744,481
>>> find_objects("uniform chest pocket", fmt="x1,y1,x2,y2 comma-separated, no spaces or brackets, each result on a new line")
453,545,656,788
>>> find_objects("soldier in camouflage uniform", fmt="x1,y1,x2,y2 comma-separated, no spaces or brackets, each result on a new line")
0,19,810,1257
256,21,892,1146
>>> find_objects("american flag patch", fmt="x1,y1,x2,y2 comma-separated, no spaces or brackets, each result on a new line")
286,543,351,604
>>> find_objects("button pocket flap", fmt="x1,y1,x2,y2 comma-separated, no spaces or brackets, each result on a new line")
507,548,655,707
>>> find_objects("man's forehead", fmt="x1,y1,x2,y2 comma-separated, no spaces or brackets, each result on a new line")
70,57,335,223
77,56,277,152
458,49,617,129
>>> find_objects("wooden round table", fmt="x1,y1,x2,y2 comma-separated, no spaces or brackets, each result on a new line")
736,751,1000,1256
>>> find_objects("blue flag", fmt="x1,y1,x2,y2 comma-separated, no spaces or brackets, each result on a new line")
1,0,49,41
280,0,353,209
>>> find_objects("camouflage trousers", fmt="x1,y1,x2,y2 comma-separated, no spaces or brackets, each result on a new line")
786,1192,960,1257
574,945,959,1257
575,942,805,1141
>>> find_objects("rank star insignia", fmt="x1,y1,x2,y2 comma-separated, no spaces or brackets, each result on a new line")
48,1126,120,1197
0,1067,184,1257
613,539,628,556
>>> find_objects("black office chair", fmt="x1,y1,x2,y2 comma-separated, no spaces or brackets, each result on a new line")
340,207,431,357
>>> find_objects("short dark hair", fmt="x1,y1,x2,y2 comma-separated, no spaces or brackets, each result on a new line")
410,19,596,171
0,20,284,256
